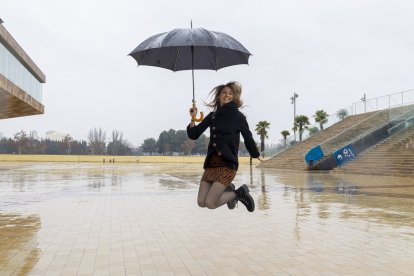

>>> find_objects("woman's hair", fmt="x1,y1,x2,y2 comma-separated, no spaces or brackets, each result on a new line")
205,81,244,110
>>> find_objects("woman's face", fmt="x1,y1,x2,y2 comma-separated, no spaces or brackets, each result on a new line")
218,86,234,106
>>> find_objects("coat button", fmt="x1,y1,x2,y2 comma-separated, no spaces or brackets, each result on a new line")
212,127,216,130
218,151,222,156
213,143,217,147
213,134,216,138
212,116,215,119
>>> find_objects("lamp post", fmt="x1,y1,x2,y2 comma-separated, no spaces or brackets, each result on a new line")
361,93,367,113
291,92,299,141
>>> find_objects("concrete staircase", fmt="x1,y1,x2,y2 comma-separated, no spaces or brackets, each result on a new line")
334,125,414,177
308,104,414,170
259,112,375,170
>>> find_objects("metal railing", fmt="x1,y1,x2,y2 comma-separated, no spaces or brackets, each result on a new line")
352,89,414,115
347,105,414,147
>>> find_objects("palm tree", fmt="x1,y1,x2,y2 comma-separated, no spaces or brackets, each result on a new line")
281,130,290,147
293,115,310,142
336,108,349,120
255,121,270,157
314,110,328,130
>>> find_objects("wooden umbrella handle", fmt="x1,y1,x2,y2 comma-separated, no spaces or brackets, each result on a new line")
191,102,204,122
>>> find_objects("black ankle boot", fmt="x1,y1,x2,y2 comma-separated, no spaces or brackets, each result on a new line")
225,183,237,210
235,184,255,212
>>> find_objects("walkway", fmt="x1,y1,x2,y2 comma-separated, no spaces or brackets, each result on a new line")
0,163,413,275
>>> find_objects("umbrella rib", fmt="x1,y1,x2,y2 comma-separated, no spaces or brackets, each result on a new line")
207,46,218,71
173,46,181,71
138,49,149,65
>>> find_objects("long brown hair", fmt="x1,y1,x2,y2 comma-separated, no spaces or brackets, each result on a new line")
205,81,244,110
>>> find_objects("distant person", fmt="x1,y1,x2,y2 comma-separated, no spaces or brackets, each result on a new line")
187,81,263,212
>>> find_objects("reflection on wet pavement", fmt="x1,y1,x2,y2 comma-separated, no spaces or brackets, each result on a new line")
0,162,413,275
0,214,40,275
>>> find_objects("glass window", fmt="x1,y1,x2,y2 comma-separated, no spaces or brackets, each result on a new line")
0,42,43,103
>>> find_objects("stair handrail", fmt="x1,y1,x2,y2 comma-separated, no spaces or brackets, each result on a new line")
344,105,414,147
316,110,384,152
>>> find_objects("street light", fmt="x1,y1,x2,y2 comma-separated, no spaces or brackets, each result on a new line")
361,93,367,113
290,92,299,141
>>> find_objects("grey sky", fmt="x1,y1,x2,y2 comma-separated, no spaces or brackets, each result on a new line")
1,0,414,146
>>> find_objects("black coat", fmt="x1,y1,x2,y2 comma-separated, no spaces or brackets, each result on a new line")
187,101,260,170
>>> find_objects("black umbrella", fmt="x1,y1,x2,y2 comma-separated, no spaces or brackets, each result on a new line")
129,24,251,122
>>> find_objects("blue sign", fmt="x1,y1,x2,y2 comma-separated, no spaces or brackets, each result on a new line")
333,144,357,166
305,145,324,165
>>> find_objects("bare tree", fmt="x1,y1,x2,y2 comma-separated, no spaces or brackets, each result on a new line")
26,136,36,154
63,134,73,155
181,139,195,155
107,130,124,155
39,139,47,154
13,130,28,154
87,128,106,155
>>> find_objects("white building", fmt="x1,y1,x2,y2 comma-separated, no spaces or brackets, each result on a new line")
46,130,67,141
29,130,39,140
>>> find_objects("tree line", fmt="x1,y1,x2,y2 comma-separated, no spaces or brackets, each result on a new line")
0,130,89,155
1,107,349,157
141,129,251,156
0,128,252,156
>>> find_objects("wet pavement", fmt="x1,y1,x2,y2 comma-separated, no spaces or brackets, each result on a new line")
0,162,413,275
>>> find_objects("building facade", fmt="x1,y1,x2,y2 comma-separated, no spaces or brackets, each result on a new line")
45,130,67,141
0,19,46,119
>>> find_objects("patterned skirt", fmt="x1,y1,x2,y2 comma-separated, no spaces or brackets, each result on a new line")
201,152,236,187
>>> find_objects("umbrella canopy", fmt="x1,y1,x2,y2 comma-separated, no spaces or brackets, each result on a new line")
129,27,251,71
129,27,251,122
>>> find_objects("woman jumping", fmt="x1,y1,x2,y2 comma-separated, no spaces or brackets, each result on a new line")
187,81,263,212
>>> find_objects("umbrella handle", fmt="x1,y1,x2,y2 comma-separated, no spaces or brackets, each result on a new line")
191,102,204,122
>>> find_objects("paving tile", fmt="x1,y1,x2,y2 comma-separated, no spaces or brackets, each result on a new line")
0,163,413,275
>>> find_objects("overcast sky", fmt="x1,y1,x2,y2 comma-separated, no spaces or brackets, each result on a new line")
2,0,414,146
